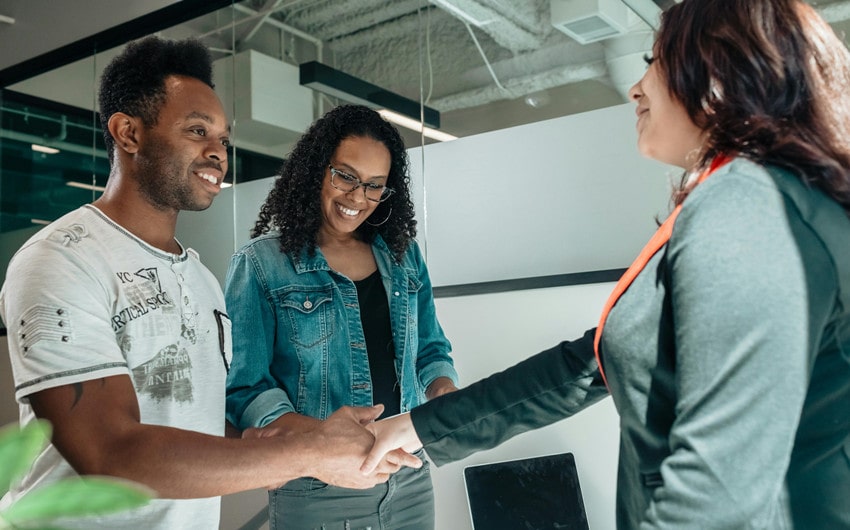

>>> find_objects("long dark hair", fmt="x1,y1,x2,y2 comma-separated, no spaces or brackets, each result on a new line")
656,0,850,214
252,104,417,260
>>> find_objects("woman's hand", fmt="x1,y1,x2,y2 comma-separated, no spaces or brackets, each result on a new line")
425,376,458,400
361,412,423,475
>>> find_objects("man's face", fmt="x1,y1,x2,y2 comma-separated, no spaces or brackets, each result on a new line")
135,75,230,212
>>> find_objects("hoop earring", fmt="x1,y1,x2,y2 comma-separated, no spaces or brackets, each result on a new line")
365,207,392,227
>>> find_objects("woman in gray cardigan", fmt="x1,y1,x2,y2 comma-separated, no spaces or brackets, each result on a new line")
363,0,850,528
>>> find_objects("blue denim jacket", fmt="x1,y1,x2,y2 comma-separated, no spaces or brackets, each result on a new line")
224,232,458,428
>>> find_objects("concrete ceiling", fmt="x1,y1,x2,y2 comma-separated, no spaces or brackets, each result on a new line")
7,0,850,146
171,0,850,142
190,0,652,140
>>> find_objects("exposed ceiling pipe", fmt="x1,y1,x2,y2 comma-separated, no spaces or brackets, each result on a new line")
428,0,544,51
0,14,14,25
50,115,69,142
243,0,287,42
323,9,421,50
232,2,324,61
433,61,607,111
619,0,662,29
280,0,425,42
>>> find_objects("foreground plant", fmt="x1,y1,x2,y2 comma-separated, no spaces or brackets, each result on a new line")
0,421,152,529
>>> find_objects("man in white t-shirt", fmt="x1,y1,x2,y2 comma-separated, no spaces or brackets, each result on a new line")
0,36,418,529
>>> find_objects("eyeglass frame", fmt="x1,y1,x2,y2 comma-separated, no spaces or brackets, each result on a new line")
328,164,395,203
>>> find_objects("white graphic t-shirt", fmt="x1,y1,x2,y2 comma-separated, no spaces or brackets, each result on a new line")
0,205,231,530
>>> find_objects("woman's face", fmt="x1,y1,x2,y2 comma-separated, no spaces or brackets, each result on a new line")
628,58,705,170
319,135,391,240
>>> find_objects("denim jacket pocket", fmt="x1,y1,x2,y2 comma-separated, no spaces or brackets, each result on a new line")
405,269,423,293
275,285,335,348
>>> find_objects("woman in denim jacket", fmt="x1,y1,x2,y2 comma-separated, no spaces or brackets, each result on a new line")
225,104,459,530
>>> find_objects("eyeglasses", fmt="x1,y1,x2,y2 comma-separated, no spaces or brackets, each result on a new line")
328,165,395,203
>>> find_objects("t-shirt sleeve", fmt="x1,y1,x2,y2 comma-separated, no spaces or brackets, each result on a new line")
2,240,129,402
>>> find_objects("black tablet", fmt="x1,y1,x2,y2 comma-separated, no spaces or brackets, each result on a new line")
463,452,589,530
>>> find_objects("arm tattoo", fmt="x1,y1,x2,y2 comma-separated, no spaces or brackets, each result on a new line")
71,383,84,409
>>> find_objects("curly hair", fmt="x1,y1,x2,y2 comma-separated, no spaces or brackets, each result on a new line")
98,36,213,163
656,0,850,215
252,104,417,261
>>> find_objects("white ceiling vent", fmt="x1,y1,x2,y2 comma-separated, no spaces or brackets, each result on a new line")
550,0,635,44
212,50,313,150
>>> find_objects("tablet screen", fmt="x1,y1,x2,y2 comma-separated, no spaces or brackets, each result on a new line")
463,452,589,530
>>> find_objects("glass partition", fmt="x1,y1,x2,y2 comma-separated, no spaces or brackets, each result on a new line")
0,0,673,328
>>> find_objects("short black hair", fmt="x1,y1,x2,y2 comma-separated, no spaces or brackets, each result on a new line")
98,36,214,162
252,104,417,261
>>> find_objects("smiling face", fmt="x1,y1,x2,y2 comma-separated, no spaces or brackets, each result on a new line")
134,75,230,212
628,58,705,170
319,135,391,241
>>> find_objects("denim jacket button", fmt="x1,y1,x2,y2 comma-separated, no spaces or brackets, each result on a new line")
303,300,313,309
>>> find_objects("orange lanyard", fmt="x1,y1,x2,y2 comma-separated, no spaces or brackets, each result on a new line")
593,155,732,388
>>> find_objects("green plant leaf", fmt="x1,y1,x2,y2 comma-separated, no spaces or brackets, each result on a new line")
0,520,65,530
0,421,51,496
0,476,152,525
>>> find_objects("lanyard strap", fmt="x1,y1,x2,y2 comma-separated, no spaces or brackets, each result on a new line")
593,155,732,388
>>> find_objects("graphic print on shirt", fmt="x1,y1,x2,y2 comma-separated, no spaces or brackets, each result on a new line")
55,223,89,246
112,266,196,403
181,310,197,344
131,342,195,403
111,268,174,333
133,267,162,291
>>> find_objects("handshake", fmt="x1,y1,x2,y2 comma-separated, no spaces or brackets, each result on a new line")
242,405,424,490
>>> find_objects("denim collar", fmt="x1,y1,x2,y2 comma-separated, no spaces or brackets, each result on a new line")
292,234,390,274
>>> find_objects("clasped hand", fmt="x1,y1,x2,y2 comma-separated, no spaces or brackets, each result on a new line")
361,411,422,475
241,405,422,489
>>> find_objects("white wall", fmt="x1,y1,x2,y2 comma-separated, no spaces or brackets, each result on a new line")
408,103,673,286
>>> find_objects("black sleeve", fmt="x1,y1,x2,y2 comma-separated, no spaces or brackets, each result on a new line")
410,328,609,465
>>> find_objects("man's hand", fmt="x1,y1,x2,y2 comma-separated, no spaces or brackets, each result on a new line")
311,406,424,488
245,406,421,490
361,412,423,475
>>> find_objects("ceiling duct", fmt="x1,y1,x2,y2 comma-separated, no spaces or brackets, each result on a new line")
550,0,636,44
212,50,314,150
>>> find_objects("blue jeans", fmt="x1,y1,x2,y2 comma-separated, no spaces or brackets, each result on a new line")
269,455,434,530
